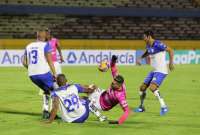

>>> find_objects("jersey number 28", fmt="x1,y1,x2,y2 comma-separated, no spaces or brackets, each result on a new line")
64,95,79,113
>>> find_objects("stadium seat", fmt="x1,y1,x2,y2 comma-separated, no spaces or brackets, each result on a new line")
0,14,199,39
0,0,199,9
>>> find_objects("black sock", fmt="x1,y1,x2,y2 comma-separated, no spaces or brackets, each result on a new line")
139,91,146,108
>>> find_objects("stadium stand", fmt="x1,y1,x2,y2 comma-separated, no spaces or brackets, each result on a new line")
0,0,199,49
0,15,200,40
0,0,199,9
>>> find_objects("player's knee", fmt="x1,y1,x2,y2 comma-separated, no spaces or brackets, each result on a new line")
140,84,147,91
149,83,158,92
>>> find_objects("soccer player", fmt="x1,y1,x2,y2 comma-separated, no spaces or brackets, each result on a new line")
89,55,130,125
134,30,174,115
46,74,95,123
22,30,56,119
46,28,64,75
37,28,64,110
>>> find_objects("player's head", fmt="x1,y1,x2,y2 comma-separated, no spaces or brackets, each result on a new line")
36,29,48,41
57,74,68,87
111,75,124,90
45,28,52,40
143,30,155,44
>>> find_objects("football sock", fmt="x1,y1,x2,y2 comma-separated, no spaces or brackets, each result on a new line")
153,90,167,108
88,102,101,117
42,94,49,111
139,91,146,107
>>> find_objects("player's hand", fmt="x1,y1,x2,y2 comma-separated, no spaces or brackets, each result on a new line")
88,84,97,93
60,57,65,63
43,120,52,124
169,63,174,71
53,75,57,82
108,120,119,124
136,58,142,65
111,55,118,64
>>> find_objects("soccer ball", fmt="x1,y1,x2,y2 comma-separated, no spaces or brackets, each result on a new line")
98,60,109,72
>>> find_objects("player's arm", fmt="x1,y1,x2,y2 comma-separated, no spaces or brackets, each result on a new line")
117,106,130,124
22,50,28,69
46,52,56,76
46,96,59,123
117,98,130,125
110,55,119,78
82,84,97,93
109,106,130,125
166,46,174,71
75,84,96,94
56,40,64,63
136,50,149,65
141,50,149,59
109,95,130,125
44,43,56,77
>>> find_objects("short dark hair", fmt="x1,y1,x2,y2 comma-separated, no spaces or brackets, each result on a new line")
144,30,155,39
114,75,124,84
57,74,67,87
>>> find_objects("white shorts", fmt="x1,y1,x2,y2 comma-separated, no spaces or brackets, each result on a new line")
53,61,62,75
88,88,104,111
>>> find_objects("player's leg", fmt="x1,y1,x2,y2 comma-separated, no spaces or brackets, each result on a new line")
149,72,168,115
42,90,51,119
88,88,107,122
42,73,55,111
134,72,153,112
40,72,55,118
139,83,148,108
29,75,51,119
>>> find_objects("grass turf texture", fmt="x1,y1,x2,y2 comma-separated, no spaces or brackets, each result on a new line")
0,65,200,135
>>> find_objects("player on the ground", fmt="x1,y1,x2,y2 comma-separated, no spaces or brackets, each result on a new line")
22,29,56,119
46,74,95,123
134,30,174,115
46,28,64,75
89,55,130,125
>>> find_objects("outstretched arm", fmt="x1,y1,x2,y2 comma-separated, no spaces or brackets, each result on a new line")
109,92,130,125
81,84,97,94
110,55,119,78
141,50,149,59
118,106,130,124
74,84,97,94
136,50,149,65
46,96,59,123
109,106,130,125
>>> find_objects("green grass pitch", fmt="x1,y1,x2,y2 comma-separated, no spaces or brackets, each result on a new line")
0,65,200,135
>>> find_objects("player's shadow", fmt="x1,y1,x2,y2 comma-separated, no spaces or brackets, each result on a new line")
0,109,41,116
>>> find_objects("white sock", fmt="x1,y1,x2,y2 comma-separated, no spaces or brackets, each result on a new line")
42,94,49,111
153,90,167,108
89,102,101,117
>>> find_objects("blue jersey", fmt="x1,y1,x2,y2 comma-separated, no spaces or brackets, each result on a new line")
146,40,168,74
146,40,167,54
